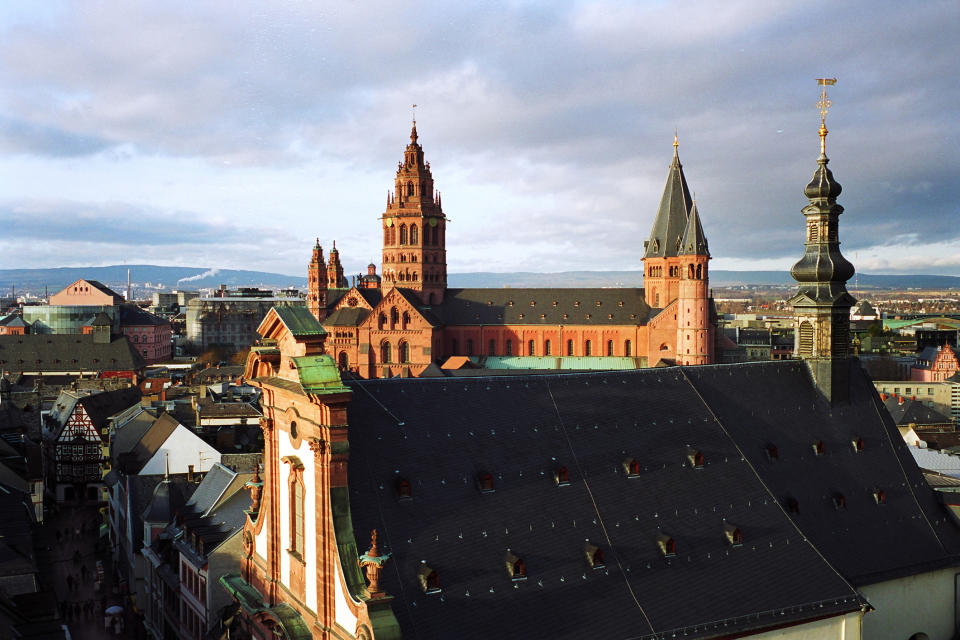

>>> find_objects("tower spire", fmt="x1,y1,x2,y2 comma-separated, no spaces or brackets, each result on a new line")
788,78,856,403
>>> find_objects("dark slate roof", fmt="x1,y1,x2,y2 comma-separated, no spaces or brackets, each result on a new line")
85,280,126,301
119,304,169,327
273,306,326,337
196,398,262,420
322,308,371,328
127,474,196,552
84,312,113,328
194,365,244,384
110,409,158,463
76,386,142,429
0,334,146,371
678,200,708,256
125,413,180,473
0,315,28,328
185,464,238,515
344,362,948,639
644,146,693,258
432,288,653,326
356,289,382,308
884,397,953,427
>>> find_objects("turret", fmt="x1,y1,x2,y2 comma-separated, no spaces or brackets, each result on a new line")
676,201,712,364
327,241,347,289
307,239,327,321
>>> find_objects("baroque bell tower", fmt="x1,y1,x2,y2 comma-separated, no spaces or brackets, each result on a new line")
381,115,448,305
788,79,857,403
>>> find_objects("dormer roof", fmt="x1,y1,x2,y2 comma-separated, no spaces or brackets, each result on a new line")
678,201,708,256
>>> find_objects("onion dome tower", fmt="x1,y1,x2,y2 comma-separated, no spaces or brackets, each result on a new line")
787,79,857,403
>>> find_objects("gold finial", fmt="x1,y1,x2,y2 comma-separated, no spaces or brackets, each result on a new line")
412,103,417,124
816,78,836,155
673,129,679,149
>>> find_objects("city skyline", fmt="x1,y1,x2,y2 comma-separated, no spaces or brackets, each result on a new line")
1,1,958,277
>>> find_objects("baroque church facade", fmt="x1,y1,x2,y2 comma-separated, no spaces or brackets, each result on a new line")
307,123,714,378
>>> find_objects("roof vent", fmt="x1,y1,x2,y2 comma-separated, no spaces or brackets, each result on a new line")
765,444,778,462
396,477,412,501
723,522,743,547
478,472,495,494
873,488,886,505
584,542,605,569
851,437,864,452
529,300,536,307
622,457,640,478
554,466,571,487
785,497,799,513
657,534,677,557
417,563,441,594
505,551,527,581
832,493,846,510
686,447,704,469
812,440,825,456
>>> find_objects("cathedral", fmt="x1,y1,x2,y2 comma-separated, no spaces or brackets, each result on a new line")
307,123,714,378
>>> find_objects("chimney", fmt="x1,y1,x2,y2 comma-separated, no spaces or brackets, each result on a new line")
879,393,887,401
911,395,916,401
187,464,195,482
898,397,904,406
160,388,167,402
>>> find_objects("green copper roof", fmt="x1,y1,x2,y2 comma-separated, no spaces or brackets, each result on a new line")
273,305,327,337
291,355,350,395
220,574,312,640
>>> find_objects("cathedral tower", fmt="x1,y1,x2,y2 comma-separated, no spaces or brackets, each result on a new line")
327,241,347,289
788,79,856,403
381,119,448,305
643,135,694,308
676,200,713,365
307,239,327,321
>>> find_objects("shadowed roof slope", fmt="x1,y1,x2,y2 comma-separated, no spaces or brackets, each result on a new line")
340,360,960,639
434,288,653,326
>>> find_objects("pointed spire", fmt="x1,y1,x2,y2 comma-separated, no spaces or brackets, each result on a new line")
164,452,170,481
679,200,708,256
644,135,693,258
410,120,418,144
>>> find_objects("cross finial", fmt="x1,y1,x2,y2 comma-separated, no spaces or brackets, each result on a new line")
673,128,679,149
816,78,836,155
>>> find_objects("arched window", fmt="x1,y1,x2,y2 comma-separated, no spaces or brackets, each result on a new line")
688,264,695,279
567,339,574,356
390,307,399,330
412,272,418,281
338,351,348,370
389,226,396,244
696,264,703,279
488,339,496,356
399,341,410,364
607,340,614,356
410,224,419,245
384,226,390,244
401,311,410,330
528,339,535,356
407,181,414,196
131,335,138,343
289,467,305,557
585,340,592,356
505,339,513,356
624,340,632,356
544,340,552,356
399,224,408,245
381,341,392,363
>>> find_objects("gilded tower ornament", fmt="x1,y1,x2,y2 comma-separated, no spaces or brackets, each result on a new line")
816,77,836,155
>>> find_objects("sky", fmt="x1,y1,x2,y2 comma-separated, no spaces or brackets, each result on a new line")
1,1,958,279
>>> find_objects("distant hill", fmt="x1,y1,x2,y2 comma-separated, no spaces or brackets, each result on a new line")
1,265,957,296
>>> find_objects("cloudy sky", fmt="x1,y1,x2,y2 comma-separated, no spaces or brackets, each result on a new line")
1,1,958,278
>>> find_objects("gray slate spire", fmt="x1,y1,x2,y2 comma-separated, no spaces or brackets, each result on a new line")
679,200,708,256
644,140,693,258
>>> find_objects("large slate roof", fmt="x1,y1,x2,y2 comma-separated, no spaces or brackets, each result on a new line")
343,360,960,639
884,396,953,427
119,304,169,327
76,386,142,428
430,288,653,326
0,334,146,372
322,307,370,328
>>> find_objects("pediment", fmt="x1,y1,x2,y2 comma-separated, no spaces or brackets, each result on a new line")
332,287,375,312
365,287,433,330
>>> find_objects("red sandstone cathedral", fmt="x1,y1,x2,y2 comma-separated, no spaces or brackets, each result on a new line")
307,122,714,377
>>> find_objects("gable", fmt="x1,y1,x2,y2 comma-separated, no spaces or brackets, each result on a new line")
139,425,221,475
364,288,436,330
331,287,377,313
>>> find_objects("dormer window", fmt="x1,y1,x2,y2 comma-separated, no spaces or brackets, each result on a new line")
418,564,441,594
478,472,495,494
723,523,743,547
554,466,571,487
618,301,623,307
851,437,864,452
505,551,527,581
508,300,514,307
622,458,640,478
832,493,846,510
765,444,779,462
657,534,676,557
584,542,604,569
396,477,412,500
812,440,825,456
873,488,886,504
529,300,536,307
574,301,580,308
687,448,704,469
552,301,558,307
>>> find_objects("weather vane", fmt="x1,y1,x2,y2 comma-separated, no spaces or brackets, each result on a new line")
816,77,836,155
412,103,417,124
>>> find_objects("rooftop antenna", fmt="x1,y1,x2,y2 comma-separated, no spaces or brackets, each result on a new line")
816,77,837,155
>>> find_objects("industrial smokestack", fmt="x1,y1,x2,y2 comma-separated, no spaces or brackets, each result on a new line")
127,269,131,301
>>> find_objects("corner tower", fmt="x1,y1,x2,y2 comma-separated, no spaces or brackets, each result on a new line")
788,79,856,403
643,135,694,308
381,119,447,305
307,239,327,321
676,200,713,364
